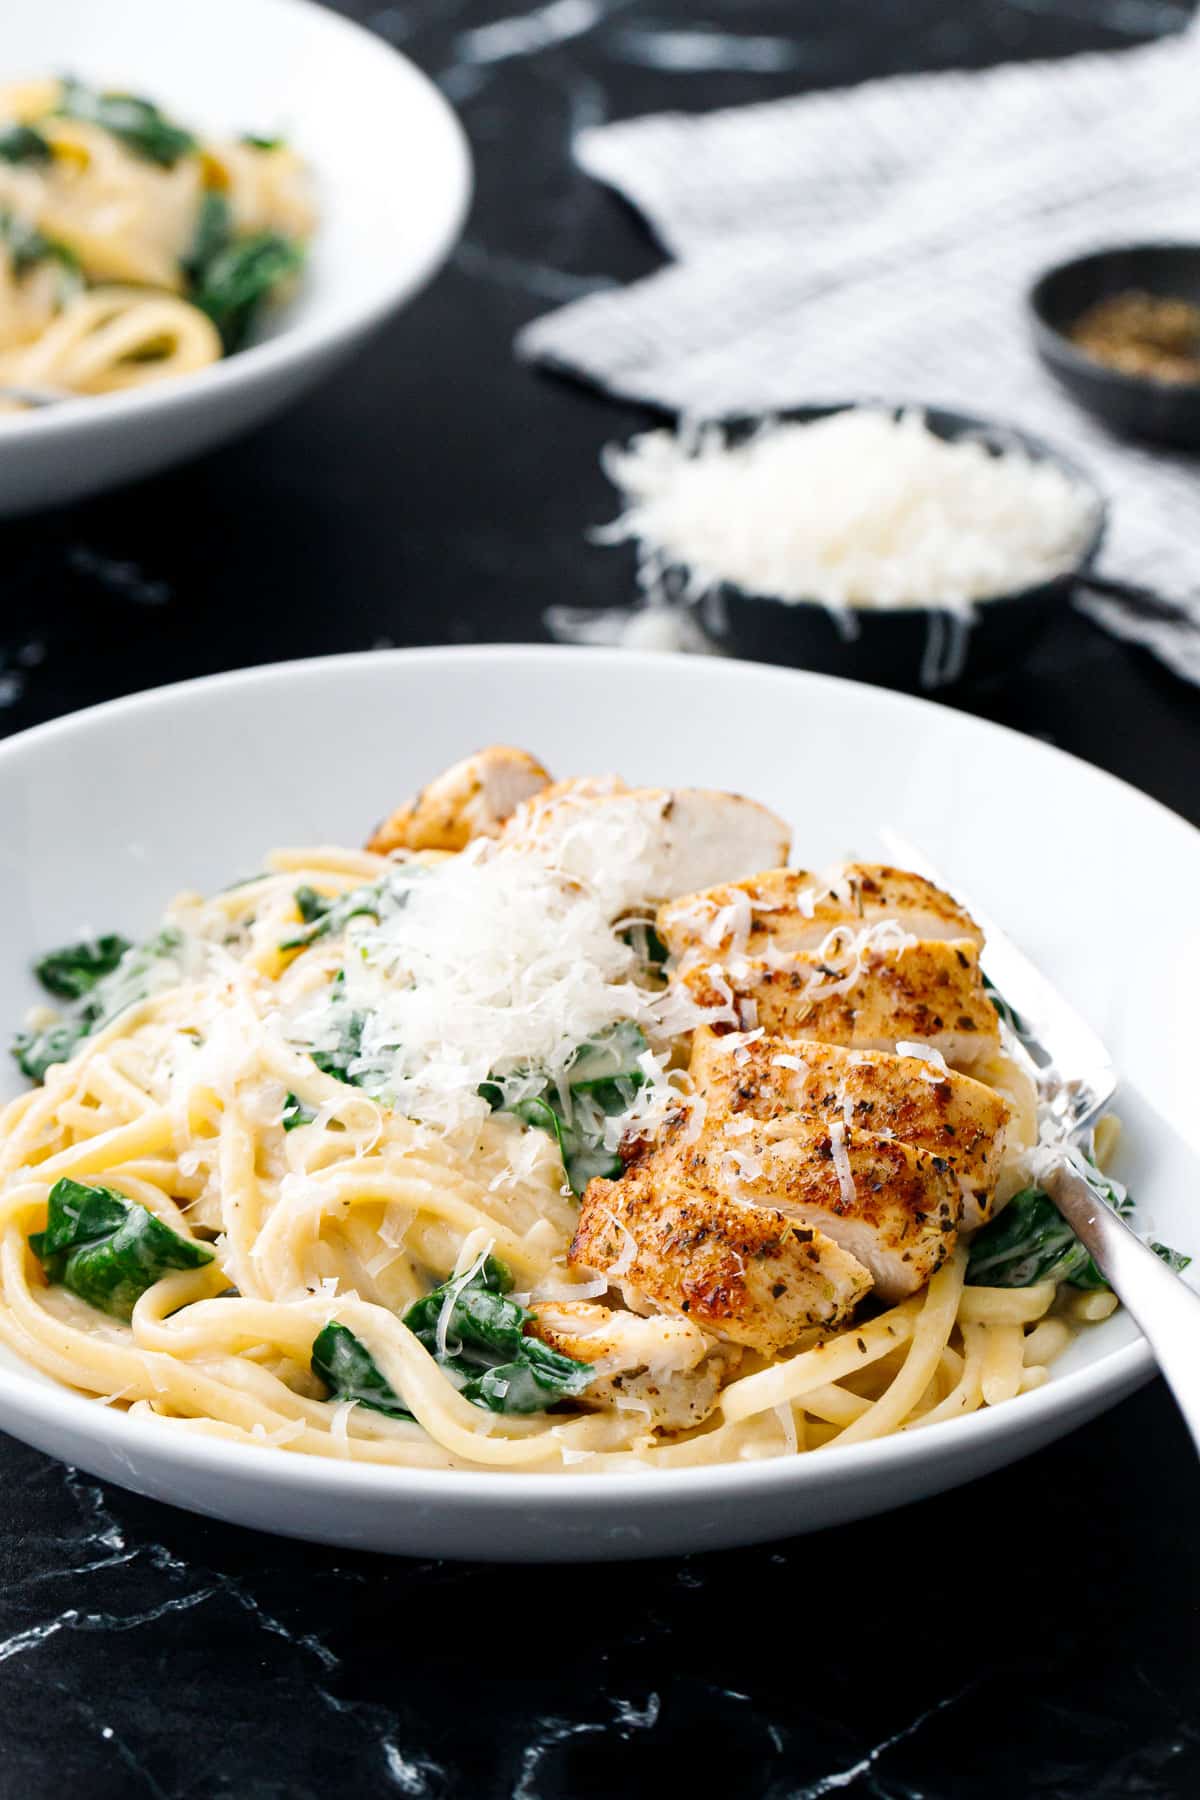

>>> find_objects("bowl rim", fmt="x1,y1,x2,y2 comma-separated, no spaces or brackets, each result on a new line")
0,641,1179,1512
0,0,473,444
614,399,1108,621
1028,240,1200,396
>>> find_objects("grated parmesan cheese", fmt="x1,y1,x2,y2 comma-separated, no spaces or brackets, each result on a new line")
895,1040,952,1080
828,1119,857,1211
599,409,1097,615
284,829,716,1139
604,1211,639,1278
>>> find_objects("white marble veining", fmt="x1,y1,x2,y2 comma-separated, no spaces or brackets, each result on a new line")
455,0,613,65
607,27,808,72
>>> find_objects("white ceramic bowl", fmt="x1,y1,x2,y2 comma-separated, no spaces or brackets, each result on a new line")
0,0,471,516
1,646,1197,1559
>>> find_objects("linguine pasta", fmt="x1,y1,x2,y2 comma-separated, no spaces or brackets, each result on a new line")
0,761,1137,1476
0,76,314,405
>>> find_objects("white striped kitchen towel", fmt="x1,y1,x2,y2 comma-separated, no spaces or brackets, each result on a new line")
520,21,1200,681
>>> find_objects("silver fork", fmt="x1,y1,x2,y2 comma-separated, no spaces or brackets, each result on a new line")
882,829,1200,1449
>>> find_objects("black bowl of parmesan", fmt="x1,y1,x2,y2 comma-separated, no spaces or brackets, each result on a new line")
595,403,1105,691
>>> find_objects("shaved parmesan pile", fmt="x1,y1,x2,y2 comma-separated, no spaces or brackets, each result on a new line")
599,409,1097,613
285,828,722,1140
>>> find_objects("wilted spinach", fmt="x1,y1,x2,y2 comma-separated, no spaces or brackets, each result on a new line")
281,1092,316,1131
32,935,132,1002
480,1022,649,1195
967,1179,1189,1290
0,210,78,278
310,1322,414,1420
31,1177,213,1321
13,926,184,1083
189,231,304,353
280,883,383,952
56,78,195,167
0,124,51,164
311,1255,593,1420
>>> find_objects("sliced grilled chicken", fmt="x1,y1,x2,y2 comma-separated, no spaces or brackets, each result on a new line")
571,1124,873,1354
500,782,792,915
690,1028,1010,1229
366,746,551,855
526,1300,739,1430
716,1116,961,1298
659,863,984,963
677,937,999,1070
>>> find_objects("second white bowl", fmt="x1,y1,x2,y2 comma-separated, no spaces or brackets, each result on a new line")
0,0,472,515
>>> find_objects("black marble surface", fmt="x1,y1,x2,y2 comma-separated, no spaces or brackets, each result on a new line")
2,2,1199,1794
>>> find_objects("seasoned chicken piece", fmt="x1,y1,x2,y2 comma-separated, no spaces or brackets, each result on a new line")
366,746,551,855
730,1118,961,1298
690,1028,1011,1229
659,863,984,963
677,936,999,1070
526,1300,740,1430
571,1124,874,1354
500,781,792,915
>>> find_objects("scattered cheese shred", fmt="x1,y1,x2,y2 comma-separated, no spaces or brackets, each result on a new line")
285,828,710,1138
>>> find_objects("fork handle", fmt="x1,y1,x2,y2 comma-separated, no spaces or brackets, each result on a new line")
1045,1164,1200,1450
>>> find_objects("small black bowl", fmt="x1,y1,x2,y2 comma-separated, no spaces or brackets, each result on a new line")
1029,243,1200,448
627,403,1106,693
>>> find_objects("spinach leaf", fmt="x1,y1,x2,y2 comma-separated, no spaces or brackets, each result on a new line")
31,1177,213,1321
181,189,233,285
457,1337,594,1415
1152,1242,1193,1276
13,926,183,1083
0,210,78,278
967,1180,1190,1290
33,934,132,1002
281,1092,316,1131
310,1258,593,1422
480,1024,648,1195
404,1255,594,1415
0,124,51,164
180,189,304,353
310,1009,366,1086
293,885,330,925
488,1083,624,1195
563,1139,627,1193
403,1253,522,1352
188,231,304,353
966,1187,1084,1288
310,1321,414,1421
565,1020,649,1093
623,922,668,970
12,1019,90,1082
295,970,373,1091
280,882,382,951
56,78,195,167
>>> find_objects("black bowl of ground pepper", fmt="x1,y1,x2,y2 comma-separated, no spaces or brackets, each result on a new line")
1030,243,1200,448
609,402,1107,693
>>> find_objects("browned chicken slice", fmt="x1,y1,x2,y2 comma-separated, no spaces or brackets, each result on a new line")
690,1028,1011,1229
677,937,999,1070
570,1122,874,1354
717,1115,961,1299
526,1300,740,1430
659,863,984,963
366,746,551,855
499,780,792,915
